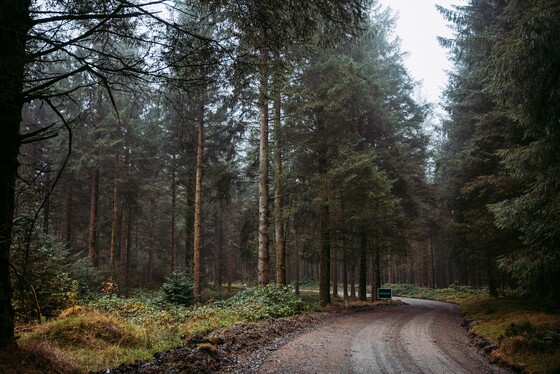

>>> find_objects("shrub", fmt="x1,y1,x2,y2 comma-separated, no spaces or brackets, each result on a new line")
10,232,76,321
225,284,307,321
162,270,195,307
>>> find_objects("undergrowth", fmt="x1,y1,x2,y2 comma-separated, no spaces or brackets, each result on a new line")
15,284,310,373
385,282,489,304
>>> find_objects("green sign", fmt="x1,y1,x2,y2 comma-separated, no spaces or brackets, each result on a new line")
377,288,392,300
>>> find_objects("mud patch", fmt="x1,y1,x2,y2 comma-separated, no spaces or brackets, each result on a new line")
97,303,394,373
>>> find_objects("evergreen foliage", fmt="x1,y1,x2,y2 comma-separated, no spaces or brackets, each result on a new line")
161,269,195,307
438,0,560,301
2,0,434,349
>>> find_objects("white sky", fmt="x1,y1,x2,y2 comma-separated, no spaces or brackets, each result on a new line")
378,0,464,104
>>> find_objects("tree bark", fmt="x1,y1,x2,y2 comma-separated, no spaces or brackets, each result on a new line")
193,95,205,301
371,247,378,302
184,174,194,270
213,208,222,287
294,226,301,295
0,0,32,348
62,173,73,250
171,155,177,270
343,243,348,299
109,148,120,275
258,51,270,285
350,264,356,298
273,77,286,285
119,198,129,296
332,242,338,298
359,226,367,301
319,198,331,306
226,198,234,293
43,173,51,236
87,169,99,266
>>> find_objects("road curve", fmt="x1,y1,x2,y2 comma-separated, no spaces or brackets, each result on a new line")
258,298,511,374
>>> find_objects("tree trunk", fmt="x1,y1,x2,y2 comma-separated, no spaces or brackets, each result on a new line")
184,174,194,270
319,198,331,306
273,76,286,286
342,243,348,299
428,236,435,288
109,148,120,275
226,198,234,293
87,169,99,266
171,156,177,270
359,226,367,301
63,173,73,250
119,198,129,296
213,208,222,287
371,247,378,302
147,197,156,285
294,227,301,295
0,0,32,348
371,241,381,301
350,264,356,298
332,242,338,298
487,252,498,298
193,95,205,301
43,173,51,236
258,51,270,285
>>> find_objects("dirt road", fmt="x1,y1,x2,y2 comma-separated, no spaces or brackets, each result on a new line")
258,298,511,373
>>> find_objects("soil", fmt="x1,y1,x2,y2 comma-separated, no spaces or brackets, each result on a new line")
3,299,511,373
96,302,393,374
259,297,514,374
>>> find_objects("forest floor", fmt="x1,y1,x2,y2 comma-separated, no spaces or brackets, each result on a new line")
94,302,396,373
4,289,559,373
1,302,394,374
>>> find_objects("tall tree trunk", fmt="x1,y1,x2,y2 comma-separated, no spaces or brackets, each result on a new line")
213,208,222,287
319,198,331,306
0,0,32,348
184,174,194,270
0,133,18,348
43,173,51,236
273,76,286,286
294,227,301,295
63,173,73,250
428,236,435,288
226,198,234,293
109,149,120,275
332,242,338,298
171,156,177,270
371,246,378,302
359,226,367,301
258,51,270,285
487,251,498,298
119,198,128,296
87,169,99,266
193,95,205,301
350,264,356,298
342,243,348,299
147,197,156,285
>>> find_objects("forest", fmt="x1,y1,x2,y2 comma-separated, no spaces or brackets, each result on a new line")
0,0,559,359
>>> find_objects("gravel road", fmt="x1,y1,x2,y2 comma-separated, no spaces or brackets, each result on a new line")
258,298,512,374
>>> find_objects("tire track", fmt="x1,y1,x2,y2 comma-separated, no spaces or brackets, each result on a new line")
258,298,511,374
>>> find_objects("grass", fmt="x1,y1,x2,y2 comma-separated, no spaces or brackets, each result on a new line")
13,284,311,373
461,297,560,373
13,283,559,373
18,306,182,372
388,283,560,373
